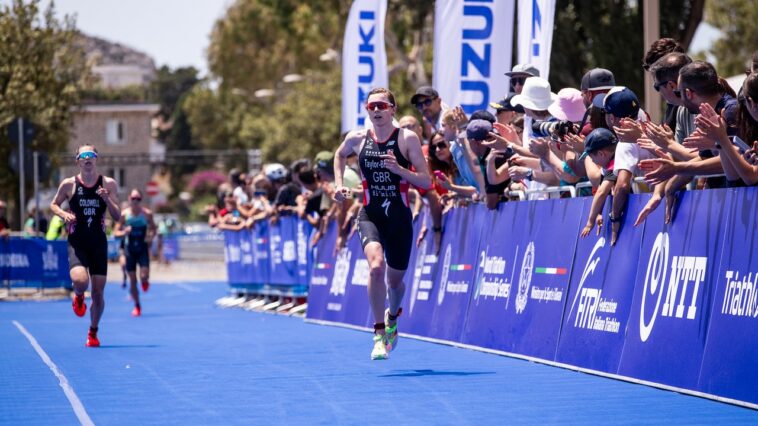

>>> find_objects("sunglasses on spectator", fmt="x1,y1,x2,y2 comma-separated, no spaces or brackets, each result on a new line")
653,80,673,92
432,141,448,149
511,76,527,86
415,98,435,110
130,197,142,202
672,88,684,98
77,151,97,160
366,101,393,111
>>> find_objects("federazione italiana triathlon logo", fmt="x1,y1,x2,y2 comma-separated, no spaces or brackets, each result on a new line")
516,242,535,314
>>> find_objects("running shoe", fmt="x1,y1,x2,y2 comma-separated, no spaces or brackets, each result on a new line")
384,308,402,353
72,294,86,317
86,330,100,347
370,334,389,360
132,306,141,317
141,280,150,292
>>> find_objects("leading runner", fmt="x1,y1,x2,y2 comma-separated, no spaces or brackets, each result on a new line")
51,145,121,347
333,87,432,360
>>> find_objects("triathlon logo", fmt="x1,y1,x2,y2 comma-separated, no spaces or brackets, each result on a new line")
330,248,351,296
640,232,669,342
437,244,452,306
42,245,58,271
515,242,535,314
568,237,606,320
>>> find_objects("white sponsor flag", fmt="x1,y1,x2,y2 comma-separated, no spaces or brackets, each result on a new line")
433,0,515,115
517,0,555,79
341,0,389,133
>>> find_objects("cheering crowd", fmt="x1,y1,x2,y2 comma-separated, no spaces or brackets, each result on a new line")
209,38,758,251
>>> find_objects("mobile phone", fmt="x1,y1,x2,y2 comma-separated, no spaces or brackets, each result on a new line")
731,135,750,153
433,170,448,182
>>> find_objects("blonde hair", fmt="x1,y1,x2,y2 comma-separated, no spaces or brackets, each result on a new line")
441,109,456,126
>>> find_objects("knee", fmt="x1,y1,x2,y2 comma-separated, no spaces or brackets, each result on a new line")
369,260,386,281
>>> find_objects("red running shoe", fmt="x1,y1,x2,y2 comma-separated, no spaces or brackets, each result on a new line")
141,280,150,292
72,294,86,317
132,306,141,317
86,330,100,347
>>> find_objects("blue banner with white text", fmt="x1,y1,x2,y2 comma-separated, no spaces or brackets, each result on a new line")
0,238,70,286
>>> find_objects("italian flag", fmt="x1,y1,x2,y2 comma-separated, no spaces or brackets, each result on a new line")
535,267,567,275
450,264,473,271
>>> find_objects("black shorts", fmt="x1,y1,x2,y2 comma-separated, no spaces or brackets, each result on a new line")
68,239,108,276
125,248,150,272
356,207,413,270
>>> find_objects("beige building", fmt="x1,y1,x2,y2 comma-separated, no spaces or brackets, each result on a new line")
62,103,163,199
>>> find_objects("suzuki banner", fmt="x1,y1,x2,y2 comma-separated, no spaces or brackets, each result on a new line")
618,189,729,389
555,196,648,373
462,198,582,359
341,0,388,133
516,0,555,79
698,189,758,404
433,0,515,114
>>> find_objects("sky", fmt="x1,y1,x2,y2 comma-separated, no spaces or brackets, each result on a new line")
37,0,231,76
6,1,722,78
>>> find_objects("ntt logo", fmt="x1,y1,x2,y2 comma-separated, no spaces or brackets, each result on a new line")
639,232,707,342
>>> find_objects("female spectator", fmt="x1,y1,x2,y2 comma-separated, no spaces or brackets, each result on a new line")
427,131,479,199
685,73,758,186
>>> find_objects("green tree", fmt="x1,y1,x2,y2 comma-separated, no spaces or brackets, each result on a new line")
150,65,199,117
0,0,90,224
705,0,758,76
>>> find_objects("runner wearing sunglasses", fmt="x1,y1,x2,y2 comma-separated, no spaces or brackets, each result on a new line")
333,87,432,360
113,188,157,317
51,145,121,347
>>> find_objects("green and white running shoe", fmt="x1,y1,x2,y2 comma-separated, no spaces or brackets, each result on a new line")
371,334,389,360
384,308,401,352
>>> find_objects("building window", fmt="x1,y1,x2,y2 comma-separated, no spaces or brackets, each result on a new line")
108,168,126,191
106,119,125,144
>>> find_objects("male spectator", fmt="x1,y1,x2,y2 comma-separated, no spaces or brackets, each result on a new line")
0,199,9,238
641,61,738,190
642,37,685,72
398,116,425,144
490,92,524,126
466,118,513,209
578,128,641,245
505,63,540,95
642,52,696,161
410,86,449,138
578,68,616,135
289,158,311,194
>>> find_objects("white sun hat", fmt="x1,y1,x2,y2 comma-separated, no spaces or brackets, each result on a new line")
510,77,558,111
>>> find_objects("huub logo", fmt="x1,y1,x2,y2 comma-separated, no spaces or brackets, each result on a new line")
515,242,535,314
639,232,707,342
437,244,452,306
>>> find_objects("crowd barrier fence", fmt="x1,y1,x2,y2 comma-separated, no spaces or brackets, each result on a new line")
221,188,756,407
0,237,71,290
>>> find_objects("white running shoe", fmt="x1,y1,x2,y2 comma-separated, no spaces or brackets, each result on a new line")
371,334,389,360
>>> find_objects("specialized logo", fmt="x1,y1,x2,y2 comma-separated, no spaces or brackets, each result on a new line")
721,270,758,318
639,232,707,342
437,244,452,306
42,245,58,271
330,248,351,296
381,198,391,216
515,242,535,314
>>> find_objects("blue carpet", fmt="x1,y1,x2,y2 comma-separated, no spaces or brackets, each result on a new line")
1,281,756,425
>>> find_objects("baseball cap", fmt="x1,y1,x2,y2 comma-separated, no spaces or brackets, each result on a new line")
489,93,525,114
314,151,334,171
470,109,496,124
505,63,540,77
580,68,616,91
578,128,618,160
466,119,493,141
410,86,439,105
592,86,640,119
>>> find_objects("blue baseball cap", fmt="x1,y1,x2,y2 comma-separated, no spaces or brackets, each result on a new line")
466,119,493,141
578,128,618,160
592,86,640,119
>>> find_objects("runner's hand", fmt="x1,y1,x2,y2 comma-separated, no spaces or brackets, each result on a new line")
61,211,76,223
96,186,110,200
333,186,352,203
381,151,403,175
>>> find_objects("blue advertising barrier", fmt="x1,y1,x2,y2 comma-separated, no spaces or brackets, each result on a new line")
220,187,758,407
463,198,583,359
698,188,758,403
554,196,647,373
0,238,70,287
618,189,728,390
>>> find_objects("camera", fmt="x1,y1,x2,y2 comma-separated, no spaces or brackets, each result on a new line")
551,120,577,141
